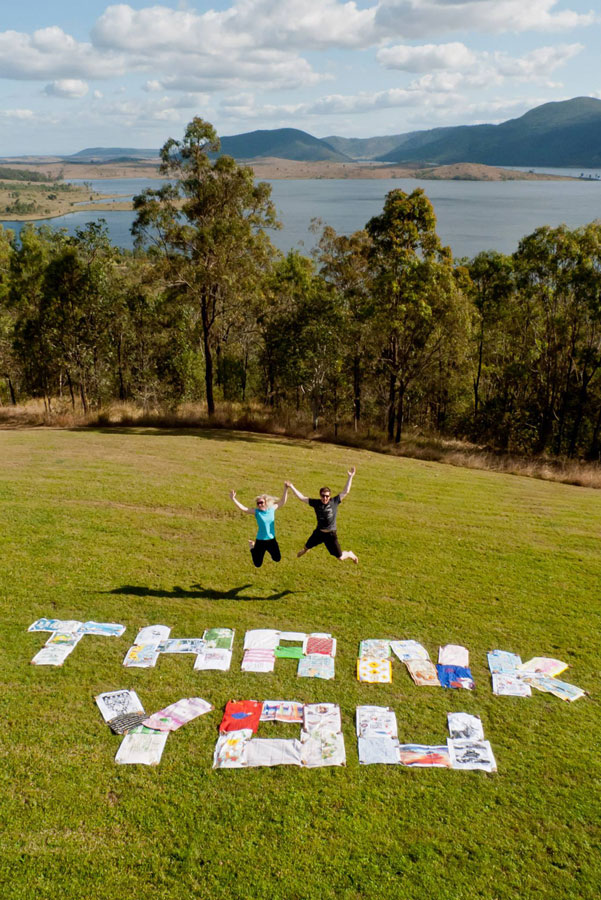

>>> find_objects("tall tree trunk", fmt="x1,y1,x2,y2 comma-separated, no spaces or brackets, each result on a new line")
242,349,248,402
117,334,126,401
387,372,396,441
5,375,16,406
312,394,319,430
201,298,215,416
353,355,361,431
216,340,222,389
473,327,484,425
80,380,88,415
204,337,215,415
65,369,75,409
333,382,338,437
554,353,575,455
535,409,553,455
588,402,601,460
568,371,596,458
395,384,405,444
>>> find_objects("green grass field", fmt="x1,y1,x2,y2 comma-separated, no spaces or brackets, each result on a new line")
1,427,600,900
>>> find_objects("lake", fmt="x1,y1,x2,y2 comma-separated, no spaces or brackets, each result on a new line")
3,171,601,260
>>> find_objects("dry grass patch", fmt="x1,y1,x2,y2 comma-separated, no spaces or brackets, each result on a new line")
2,400,601,489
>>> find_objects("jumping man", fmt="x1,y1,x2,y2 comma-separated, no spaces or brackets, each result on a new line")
229,484,288,568
287,467,358,564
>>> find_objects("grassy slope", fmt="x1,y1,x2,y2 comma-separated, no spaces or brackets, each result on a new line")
1,427,599,900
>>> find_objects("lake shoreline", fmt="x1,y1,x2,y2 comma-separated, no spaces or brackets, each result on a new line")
0,158,578,223
0,157,578,182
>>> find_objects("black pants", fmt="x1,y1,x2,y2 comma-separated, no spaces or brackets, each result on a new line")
305,528,342,558
251,538,281,568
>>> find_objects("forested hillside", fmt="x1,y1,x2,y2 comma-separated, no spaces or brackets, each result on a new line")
378,97,601,166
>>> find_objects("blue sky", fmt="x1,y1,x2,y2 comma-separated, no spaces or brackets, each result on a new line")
1,0,599,155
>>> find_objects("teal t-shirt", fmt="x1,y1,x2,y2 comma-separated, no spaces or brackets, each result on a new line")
255,507,276,541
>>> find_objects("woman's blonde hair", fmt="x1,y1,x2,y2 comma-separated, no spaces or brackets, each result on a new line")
255,493,278,509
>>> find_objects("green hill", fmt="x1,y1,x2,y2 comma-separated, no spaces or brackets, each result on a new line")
378,97,601,166
219,127,352,162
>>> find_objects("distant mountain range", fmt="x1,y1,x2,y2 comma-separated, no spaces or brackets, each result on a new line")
375,97,601,167
68,97,601,168
67,129,350,164
68,147,160,162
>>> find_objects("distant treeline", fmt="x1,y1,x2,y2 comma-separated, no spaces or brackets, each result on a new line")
1,117,601,460
0,166,58,183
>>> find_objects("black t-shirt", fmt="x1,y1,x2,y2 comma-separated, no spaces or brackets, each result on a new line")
309,494,341,531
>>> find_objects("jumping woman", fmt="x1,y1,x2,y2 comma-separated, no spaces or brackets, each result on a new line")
229,484,288,568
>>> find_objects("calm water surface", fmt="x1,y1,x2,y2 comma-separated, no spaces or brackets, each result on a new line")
4,173,601,259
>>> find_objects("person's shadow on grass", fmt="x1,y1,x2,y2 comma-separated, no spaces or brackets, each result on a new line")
108,583,295,602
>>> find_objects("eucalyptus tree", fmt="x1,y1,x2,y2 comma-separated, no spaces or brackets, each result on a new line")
315,226,373,430
0,226,16,404
366,188,466,442
465,250,515,429
26,221,117,412
9,225,70,409
259,251,344,428
132,118,279,415
571,223,601,458
514,223,601,455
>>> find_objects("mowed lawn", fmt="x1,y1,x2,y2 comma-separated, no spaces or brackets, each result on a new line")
1,427,600,900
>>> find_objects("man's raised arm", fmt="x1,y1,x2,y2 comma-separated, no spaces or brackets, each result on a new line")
339,466,356,501
286,481,309,503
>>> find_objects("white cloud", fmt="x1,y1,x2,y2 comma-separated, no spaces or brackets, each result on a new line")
44,79,89,98
0,1,592,102
227,0,377,50
218,82,573,125
253,38,581,117
219,86,448,119
83,94,195,130
378,42,476,71
171,92,210,109
92,1,376,53
492,43,582,78
91,5,327,89
379,40,583,89
0,27,125,80
0,13,323,93
0,108,35,120
409,71,466,91
306,87,439,114
151,107,181,121
375,0,596,38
